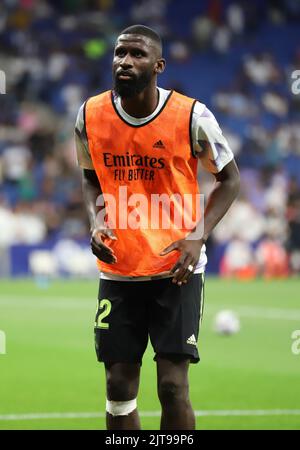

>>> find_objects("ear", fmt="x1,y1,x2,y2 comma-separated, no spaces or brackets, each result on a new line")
155,58,166,74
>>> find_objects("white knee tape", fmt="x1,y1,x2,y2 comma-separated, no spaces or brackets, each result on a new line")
106,398,137,416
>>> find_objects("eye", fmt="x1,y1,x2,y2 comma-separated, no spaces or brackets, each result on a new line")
115,49,126,57
134,51,144,58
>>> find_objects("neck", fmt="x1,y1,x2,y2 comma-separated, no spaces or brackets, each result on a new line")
120,83,159,118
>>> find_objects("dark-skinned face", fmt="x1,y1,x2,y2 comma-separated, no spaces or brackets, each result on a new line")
113,34,163,98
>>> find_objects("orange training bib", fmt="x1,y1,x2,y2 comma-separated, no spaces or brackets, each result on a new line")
85,90,200,277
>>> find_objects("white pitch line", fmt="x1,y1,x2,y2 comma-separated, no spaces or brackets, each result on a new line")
2,296,300,321
230,307,300,321
1,410,300,421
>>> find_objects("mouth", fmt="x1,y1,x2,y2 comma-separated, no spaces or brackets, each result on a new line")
117,72,134,80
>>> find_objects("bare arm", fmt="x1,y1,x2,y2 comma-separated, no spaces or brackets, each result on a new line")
82,168,102,232
161,159,240,285
202,158,240,242
82,169,117,264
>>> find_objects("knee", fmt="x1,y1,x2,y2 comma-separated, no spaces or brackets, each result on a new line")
106,373,138,401
158,378,189,405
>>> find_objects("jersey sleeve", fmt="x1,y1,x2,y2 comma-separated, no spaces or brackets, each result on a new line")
75,102,94,170
191,102,234,173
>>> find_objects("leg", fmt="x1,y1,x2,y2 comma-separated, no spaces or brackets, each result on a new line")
105,362,141,430
95,280,149,430
149,275,204,429
156,355,195,430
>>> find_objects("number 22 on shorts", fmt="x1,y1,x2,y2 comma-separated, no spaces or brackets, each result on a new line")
95,299,112,329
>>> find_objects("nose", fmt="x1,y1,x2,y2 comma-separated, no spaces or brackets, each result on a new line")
120,53,133,69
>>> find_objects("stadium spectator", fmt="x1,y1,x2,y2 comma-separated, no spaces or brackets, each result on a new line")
220,236,257,280
255,235,289,279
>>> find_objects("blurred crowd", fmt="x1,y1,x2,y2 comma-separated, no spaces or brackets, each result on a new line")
0,0,300,276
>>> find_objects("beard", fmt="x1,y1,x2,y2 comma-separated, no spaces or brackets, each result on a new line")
113,69,153,98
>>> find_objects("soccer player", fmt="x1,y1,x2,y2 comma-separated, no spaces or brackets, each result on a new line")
75,25,240,430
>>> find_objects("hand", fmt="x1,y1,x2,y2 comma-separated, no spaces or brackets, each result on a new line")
90,226,117,264
160,238,204,286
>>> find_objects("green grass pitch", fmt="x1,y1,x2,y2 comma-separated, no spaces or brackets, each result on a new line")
0,277,299,430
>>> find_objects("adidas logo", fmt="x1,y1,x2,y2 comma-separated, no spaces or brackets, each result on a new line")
153,140,165,149
186,334,197,346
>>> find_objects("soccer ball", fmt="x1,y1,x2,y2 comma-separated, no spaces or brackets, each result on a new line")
214,310,240,335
